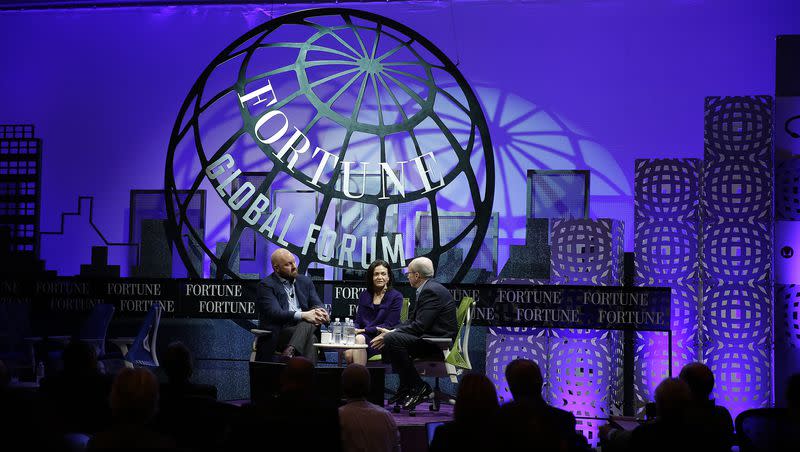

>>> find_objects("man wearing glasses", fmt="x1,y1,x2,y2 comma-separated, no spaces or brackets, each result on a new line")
257,248,329,363
371,257,457,410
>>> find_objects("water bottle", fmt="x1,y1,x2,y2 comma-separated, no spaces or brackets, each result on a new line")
345,318,355,345
333,318,343,344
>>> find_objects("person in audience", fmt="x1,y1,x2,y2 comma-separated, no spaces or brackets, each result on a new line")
495,358,591,452
256,248,329,363
344,260,403,366
629,377,695,452
88,367,175,449
371,257,457,411
338,364,400,452
429,372,499,452
160,341,217,401
678,362,734,452
39,339,113,435
229,357,341,451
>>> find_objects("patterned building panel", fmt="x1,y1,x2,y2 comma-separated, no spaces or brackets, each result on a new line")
632,281,701,413
702,283,771,346
550,218,624,286
634,158,701,221
776,158,800,220
775,284,800,348
705,343,771,418
633,331,671,414
702,160,772,221
547,329,616,419
486,327,549,404
702,220,771,285
634,220,699,282
704,96,773,164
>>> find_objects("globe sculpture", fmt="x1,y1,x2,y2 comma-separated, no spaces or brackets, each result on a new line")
165,8,494,280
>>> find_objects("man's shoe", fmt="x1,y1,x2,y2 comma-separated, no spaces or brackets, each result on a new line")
281,345,297,358
401,382,432,410
388,387,410,405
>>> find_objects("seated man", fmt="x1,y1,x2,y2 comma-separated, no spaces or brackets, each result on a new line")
257,248,329,363
371,257,457,410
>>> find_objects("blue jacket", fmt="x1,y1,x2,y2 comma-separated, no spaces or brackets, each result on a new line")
256,273,323,329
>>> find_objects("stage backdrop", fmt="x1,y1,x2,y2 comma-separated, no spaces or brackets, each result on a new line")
1,0,799,276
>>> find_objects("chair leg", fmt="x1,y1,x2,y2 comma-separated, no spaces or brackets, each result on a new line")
430,377,441,412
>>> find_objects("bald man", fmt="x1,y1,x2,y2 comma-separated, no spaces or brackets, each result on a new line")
371,257,456,411
256,248,329,363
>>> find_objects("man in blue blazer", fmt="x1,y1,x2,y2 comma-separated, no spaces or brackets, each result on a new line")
370,256,457,410
257,248,329,363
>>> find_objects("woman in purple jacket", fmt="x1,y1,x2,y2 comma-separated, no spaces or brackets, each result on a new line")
345,259,403,365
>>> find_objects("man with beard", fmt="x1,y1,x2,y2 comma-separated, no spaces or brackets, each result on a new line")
256,248,329,363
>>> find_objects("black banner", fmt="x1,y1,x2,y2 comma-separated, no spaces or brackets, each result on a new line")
0,278,669,331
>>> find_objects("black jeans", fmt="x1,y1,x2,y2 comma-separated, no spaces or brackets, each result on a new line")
383,331,444,389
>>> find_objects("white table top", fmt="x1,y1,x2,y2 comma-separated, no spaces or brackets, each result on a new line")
313,343,368,349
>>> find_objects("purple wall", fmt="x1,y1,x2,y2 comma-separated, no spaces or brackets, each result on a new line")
1,0,798,275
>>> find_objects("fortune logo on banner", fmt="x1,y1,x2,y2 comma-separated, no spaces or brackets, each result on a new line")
165,8,494,280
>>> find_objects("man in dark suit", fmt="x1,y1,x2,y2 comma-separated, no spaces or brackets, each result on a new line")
371,257,457,410
495,358,591,452
257,248,329,363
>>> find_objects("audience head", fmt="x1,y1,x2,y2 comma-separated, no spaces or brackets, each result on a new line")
407,257,434,288
654,377,691,421
271,248,298,280
454,372,499,425
163,341,193,384
787,373,800,412
505,358,544,400
63,340,98,375
280,356,315,395
679,362,715,401
341,364,370,400
110,367,160,424
366,260,394,295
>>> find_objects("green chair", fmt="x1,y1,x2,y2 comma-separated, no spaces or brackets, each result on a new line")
411,296,475,414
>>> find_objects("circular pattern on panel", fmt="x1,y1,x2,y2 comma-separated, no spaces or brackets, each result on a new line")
703,161,771,220
703,284,770,344
702,221,771,283
486,330,547,403
634,159,700,219
704,96,772,162
548,334,611,417
634,331,670,405
669,283,701,341
635,220,698,281
707,346,771,417
550,219,613,283
775,158,800,220
777,284,800,347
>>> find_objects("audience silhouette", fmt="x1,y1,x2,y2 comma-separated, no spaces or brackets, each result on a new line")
159,341,217,401
495,358,591,452
338,364,400,452
678,362,734,452
87,367,175,449
6,344,797,452
39,340,113,436
429,372,499,452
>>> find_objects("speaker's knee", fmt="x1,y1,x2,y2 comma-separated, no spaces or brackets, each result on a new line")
355,334,366,344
